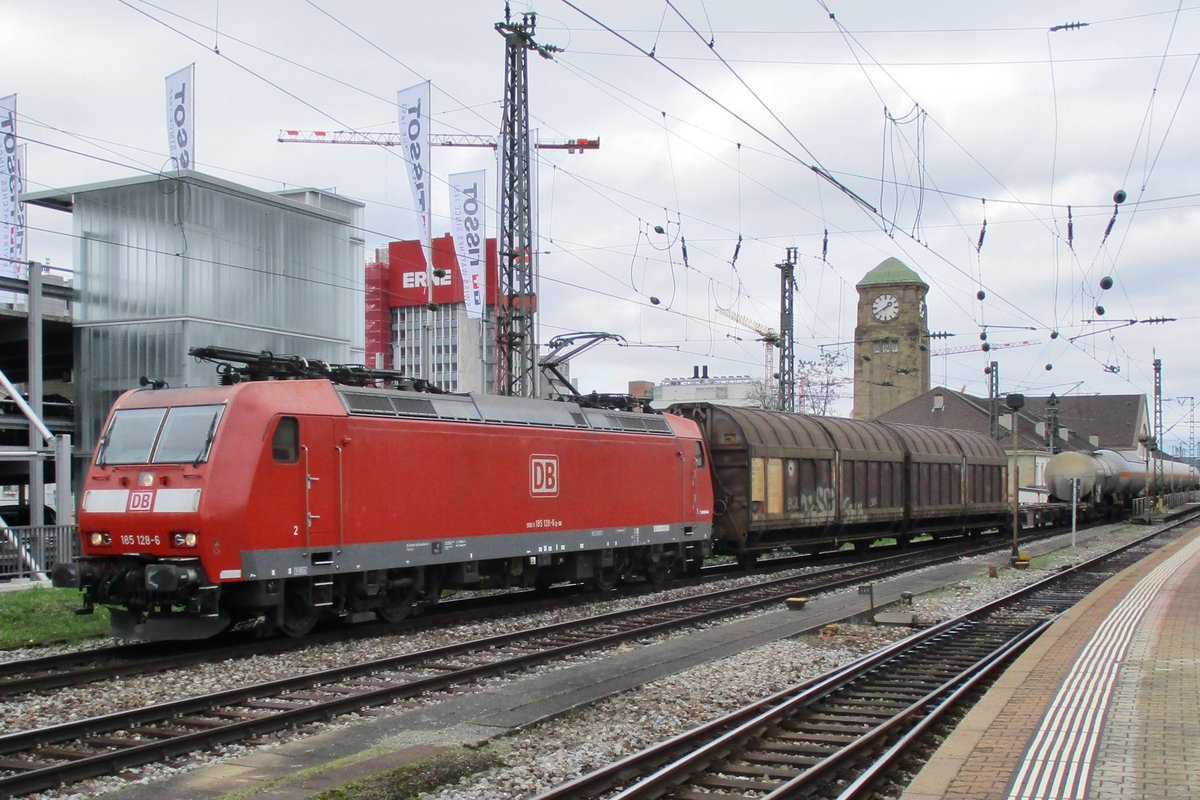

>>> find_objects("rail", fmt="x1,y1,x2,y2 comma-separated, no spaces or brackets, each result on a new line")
0,525,78,583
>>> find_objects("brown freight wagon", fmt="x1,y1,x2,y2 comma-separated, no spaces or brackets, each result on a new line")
670,404,1009,561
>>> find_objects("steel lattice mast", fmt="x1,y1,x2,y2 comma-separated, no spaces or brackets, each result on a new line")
777,248,797,412
495,8,559,397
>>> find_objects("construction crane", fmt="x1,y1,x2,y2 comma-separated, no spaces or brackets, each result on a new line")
931,339,1037,357
277,130,600,153
715,307,779,394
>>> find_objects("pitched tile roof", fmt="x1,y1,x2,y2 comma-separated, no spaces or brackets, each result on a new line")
874,387,1147,452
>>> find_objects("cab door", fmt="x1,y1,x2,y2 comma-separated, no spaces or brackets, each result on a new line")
300,417,341,552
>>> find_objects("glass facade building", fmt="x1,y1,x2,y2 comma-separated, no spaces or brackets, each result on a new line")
26,171,364,452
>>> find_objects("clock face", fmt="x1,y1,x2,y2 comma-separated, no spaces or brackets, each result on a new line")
872,293,900,322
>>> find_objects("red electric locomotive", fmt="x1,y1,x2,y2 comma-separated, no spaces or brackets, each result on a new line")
54,359,715,640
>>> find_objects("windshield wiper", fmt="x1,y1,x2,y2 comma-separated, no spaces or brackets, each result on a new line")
194,411,221,466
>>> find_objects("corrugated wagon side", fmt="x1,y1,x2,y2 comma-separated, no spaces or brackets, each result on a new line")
671,404,909,558
881,422,1008,534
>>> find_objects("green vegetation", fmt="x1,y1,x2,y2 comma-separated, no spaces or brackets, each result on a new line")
307,748,503,800
0,586,109,649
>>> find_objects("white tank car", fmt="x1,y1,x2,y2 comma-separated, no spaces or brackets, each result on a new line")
1044,449,1200,503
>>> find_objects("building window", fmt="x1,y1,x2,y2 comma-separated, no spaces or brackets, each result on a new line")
393,305,461,391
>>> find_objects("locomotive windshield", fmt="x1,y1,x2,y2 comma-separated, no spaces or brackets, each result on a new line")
97,404,225,465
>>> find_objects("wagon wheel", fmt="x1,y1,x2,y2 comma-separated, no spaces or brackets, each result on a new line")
377,581,418,624
278,593,320,638
737,551,759,571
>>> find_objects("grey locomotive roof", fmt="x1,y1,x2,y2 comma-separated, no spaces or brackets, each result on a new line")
335,386,674,435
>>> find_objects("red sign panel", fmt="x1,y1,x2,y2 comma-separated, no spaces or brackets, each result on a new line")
388,234,499,308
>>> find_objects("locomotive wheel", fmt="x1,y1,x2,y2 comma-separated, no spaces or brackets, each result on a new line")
279,595,320,638
592,565,620,592
377,584,417,624
645,558,676,584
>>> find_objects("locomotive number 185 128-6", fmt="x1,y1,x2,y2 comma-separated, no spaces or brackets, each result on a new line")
120,534,161,547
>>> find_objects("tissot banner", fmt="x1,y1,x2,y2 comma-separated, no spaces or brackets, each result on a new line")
397,81,432,284
165,64,195,170
449,170,486,319
1,93,25,287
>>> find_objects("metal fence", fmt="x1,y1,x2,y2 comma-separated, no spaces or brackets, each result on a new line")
0,525,79,583
1130,490,1200,521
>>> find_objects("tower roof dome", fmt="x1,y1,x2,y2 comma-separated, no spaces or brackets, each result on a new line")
856,257,928,289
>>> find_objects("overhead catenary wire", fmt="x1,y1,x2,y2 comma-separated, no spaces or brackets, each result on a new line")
12,2,1197,409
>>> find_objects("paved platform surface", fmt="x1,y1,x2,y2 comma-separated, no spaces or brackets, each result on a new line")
903,525,1200,800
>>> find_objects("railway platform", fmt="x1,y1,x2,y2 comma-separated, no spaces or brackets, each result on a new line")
902,523,1200,800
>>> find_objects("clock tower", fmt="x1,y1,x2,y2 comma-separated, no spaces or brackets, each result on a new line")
852,257,930,419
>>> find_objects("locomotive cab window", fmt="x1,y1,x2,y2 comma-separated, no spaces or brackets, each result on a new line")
272,417,299,463
98,404,224,465
694,441,705,469
153,405,224,463
97,407,166,465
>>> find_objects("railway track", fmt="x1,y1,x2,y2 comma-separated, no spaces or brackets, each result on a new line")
0,532,1014,699
532,521,1191,800
0,537,1012,796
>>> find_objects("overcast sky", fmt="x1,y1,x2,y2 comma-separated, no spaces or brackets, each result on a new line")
6,1,1200,452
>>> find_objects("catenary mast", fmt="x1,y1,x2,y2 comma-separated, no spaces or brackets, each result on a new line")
495,7,559,397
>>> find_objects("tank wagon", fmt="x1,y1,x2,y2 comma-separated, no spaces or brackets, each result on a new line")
1043,448,1200,507
54,377,714,640
670,403,1010,559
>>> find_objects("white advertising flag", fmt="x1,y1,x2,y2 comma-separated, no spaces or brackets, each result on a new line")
397,82,432,265
165,65,195,169
1,93,25,290
450,170,487,320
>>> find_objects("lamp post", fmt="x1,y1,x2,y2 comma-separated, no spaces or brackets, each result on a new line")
1006,393,1025,563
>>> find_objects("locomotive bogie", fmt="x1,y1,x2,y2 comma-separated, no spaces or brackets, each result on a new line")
59,381,715,639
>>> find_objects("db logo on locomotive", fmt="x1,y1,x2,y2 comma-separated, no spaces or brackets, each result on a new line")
128,489,155,512
530,455,559,497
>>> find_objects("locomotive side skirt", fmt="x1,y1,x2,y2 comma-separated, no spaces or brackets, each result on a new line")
236,522,711,580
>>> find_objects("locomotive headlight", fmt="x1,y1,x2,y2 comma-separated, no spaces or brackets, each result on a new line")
89,532,112,546
172,531,198,548
138,471,156,487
